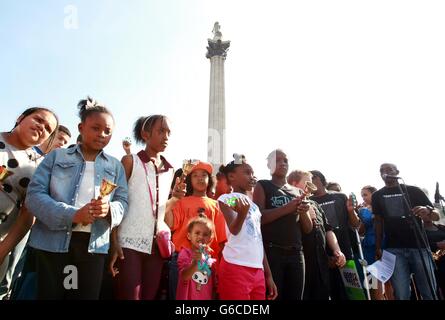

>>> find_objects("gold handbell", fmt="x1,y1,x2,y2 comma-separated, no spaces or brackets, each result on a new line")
99,178,117,199
294,181,318,206
303,181,317,198
0,166,13,183
181,159,199,179
433,249,445,261
301,181,318,226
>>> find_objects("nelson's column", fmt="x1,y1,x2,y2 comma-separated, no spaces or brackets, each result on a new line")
206,22,230,173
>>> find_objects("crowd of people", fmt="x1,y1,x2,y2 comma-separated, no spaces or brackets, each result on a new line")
1,96,444,300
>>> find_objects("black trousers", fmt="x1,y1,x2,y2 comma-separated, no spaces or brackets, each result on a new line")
264,244,305,300
329,268,348,300
34,232,105,300
303,254,330,300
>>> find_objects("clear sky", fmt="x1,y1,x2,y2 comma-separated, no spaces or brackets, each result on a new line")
1,0,445,201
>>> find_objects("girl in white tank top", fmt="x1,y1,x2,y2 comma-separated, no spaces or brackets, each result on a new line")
217,156,278,300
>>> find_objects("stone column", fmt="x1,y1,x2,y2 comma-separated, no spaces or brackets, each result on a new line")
206,22,230,174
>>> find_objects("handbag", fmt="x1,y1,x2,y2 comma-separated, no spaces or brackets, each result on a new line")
139,153,175,259
156,229,175,259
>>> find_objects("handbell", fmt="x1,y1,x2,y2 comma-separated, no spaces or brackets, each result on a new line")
301,181,318,226
99,178,117,199
122,137,132,146
433,249,445,261
303,181,317,196
0,166,13,183
294,181,317,205
181,159,199,179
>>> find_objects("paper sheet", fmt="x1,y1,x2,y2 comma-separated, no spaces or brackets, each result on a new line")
366,250,396,283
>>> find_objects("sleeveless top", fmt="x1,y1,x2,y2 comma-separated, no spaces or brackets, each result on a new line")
118,153,173,254
218,192,264,269
258,180,302,249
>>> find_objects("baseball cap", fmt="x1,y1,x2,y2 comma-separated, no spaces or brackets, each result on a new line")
190,161,213,175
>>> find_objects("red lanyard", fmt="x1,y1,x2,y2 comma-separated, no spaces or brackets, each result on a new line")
140,156,159,227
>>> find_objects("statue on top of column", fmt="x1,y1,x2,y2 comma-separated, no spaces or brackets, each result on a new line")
206,21,230,59
212,22,222,41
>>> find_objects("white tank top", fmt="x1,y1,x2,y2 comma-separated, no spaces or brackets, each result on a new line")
118,154,173,254
218,192,264,269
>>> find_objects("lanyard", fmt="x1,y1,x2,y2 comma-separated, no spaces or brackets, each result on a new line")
141,162,156,217
139,155,160,235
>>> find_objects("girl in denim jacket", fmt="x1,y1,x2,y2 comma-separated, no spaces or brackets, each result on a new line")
26,97,128,300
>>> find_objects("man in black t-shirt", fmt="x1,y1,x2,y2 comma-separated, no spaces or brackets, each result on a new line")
372,163,440,300
310,170,360,300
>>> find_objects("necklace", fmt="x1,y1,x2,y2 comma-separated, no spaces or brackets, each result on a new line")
2,132,42,165
23,147,43,166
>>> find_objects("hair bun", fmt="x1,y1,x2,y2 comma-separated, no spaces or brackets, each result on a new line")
85,97,97,109
78,96,105,111
233,153,246,164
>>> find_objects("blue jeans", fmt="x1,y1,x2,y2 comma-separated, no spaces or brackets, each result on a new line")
0,231,30,299
10,246,37,300
387,248,437,300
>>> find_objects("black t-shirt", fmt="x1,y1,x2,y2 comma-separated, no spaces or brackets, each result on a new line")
302,200,332,282
258,180,303,249
310,192,354,260
372,184,432,248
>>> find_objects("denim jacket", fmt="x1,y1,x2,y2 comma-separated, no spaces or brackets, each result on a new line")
26,145,128,254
